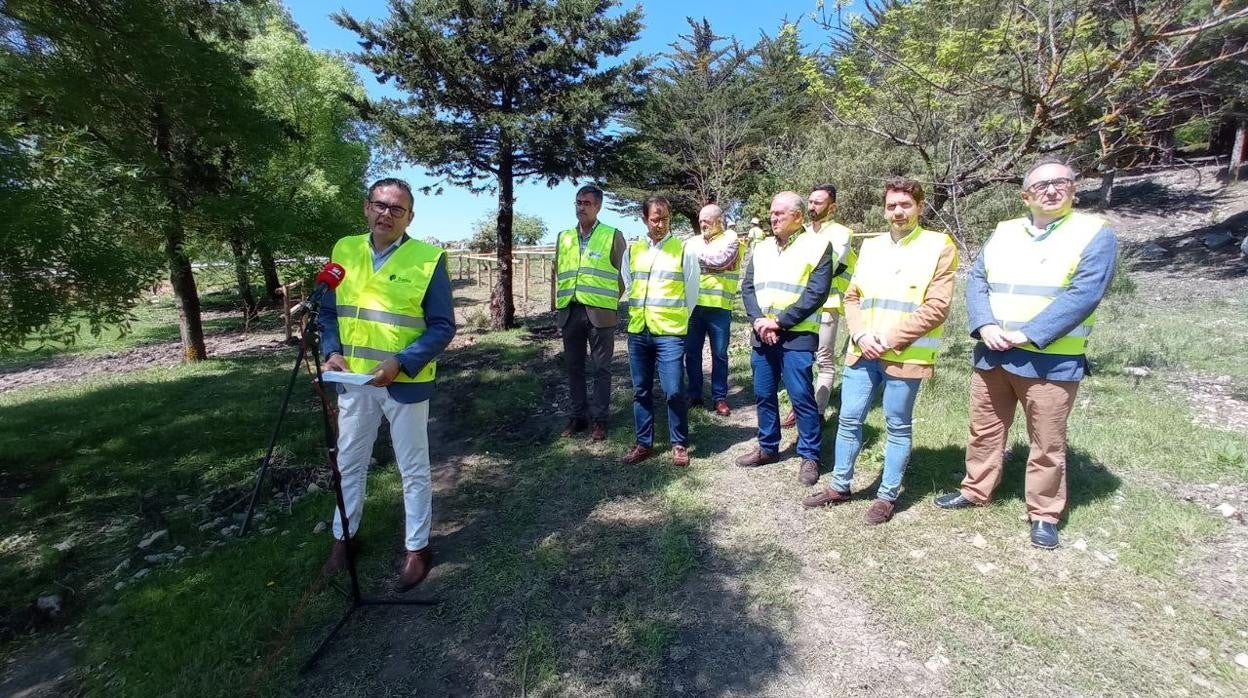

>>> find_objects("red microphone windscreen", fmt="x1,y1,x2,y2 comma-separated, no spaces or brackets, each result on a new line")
315,262,347,289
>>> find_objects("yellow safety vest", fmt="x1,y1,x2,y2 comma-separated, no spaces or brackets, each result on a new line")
690,233,743,311
332,234,442,383
809,221,857,313
983,211,1105,356
849,226,952,366
751,229,831,334
627,234,689,335
555,223,621,311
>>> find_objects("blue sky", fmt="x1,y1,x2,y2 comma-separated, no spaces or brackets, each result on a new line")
285,0,834,242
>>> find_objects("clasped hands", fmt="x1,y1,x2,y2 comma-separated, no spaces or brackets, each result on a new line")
753,318,781,345
978,324,1029,351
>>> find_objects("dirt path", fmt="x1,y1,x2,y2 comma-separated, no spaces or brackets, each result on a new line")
658,380,943,696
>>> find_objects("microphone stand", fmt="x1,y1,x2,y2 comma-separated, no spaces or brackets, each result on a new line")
237,296,436,672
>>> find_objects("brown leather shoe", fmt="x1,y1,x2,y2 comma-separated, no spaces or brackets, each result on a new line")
560,418,588,438
780,410,797,428
671,444,690,467
321,538,361,577
798,458,820,486
865,499,896,525
398,546,433,590
735,447,779,468
622,443,654,464
714,400,731,416
591,422,607,441
801,487,852,509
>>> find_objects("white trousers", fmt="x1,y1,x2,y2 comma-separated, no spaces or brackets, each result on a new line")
814,311,841,416
331,384,432,551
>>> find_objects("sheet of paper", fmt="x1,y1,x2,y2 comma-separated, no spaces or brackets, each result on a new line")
321,370,374,386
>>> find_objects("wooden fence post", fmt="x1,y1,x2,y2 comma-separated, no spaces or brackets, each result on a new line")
523,254,530,305
549,255,556,312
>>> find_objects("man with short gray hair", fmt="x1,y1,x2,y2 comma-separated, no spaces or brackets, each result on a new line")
737,192,836,486
934,157,1118,550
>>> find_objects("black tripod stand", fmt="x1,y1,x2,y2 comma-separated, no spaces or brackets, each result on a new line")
237,299,435,673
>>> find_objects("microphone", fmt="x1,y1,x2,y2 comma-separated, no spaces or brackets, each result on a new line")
293,262,346,316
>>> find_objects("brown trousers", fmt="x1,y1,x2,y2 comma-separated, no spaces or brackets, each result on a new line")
960,366,1080,523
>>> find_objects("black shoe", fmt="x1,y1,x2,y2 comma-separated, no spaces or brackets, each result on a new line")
933,491,979,509
1030,521,1059,550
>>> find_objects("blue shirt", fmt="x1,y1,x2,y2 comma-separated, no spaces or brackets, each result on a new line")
319,237,457,403
966,216,1118,382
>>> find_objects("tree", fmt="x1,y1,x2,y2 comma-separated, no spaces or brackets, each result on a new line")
817,0,1248,227
2,0,281,360
468,212,548,253
607,18,817,227
335,0,646,329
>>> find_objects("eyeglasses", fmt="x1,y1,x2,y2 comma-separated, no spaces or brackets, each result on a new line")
1026,178,1074,195
368,200,409,217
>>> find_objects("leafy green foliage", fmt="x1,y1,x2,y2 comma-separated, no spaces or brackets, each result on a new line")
336,0,647,329
468,211,549,252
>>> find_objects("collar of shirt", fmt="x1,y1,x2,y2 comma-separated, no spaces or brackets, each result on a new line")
775,227,804,251
1024,211,1073,240
644,232,672,248
888,224,923,247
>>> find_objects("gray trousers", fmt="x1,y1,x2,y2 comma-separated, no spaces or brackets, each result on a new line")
561,304,616,424
814,311,841,416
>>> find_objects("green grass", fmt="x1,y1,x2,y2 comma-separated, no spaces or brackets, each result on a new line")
3,278,1248,696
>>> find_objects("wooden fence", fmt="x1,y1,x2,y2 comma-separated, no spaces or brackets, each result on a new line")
446,245,560,313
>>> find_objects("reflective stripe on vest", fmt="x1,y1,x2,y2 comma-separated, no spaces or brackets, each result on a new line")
692,235,744,310
555,223,620,310
809,222,856,312
751,230,830,334
627,235,689,335
849,226,952,366
331,234,443,383
983,211,1104,356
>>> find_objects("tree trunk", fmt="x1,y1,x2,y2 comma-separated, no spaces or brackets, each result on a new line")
490,147,517,329
165,211,207,361
154,103,207,361
1099,169,1116,208
256,242,281,301
1231,122,1246,182
229,235,257,318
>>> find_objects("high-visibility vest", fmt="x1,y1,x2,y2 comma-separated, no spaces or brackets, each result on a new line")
627,234,689,335
332,234,442,383
983,211,1105,356
809,221,857,313
555,223,621,311
849,226,953,366
688,233,743,311
751,229,831,334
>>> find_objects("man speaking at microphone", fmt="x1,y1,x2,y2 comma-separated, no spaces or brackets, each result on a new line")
318,177,456,590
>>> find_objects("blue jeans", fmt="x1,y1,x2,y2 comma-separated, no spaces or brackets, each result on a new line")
751,344,821,461
686,306,731,403
628,330,689,447
830,359,923,501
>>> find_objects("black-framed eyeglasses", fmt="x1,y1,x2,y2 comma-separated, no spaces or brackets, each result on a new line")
1026,178,1074,195
368,200,409,217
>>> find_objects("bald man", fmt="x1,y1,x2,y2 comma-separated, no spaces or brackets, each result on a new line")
684,204,742,416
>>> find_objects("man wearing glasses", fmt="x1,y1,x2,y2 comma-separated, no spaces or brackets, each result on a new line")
319,178,456,590
554,185,627,441
934,158,1118,550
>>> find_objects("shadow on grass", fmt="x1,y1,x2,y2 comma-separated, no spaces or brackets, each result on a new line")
898,444,1122,523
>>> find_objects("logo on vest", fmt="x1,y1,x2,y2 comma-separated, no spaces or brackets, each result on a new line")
388,274,412,284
